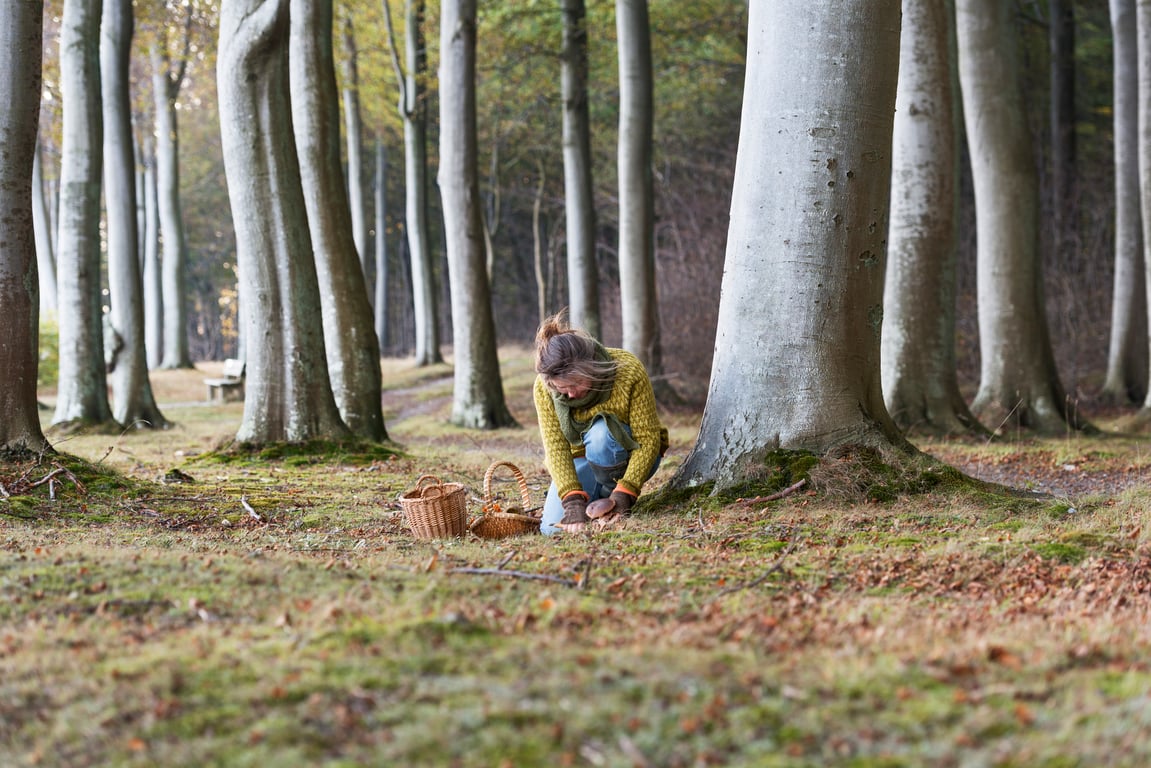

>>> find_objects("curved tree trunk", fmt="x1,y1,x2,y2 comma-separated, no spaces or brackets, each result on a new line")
218,0,349,444
881,0,982,436
561,0,600,339
956,0,1084,434
289,0,386,441
32,139,57,315
341,17,370,282
1102,0,1146,403
439,0,517,429
151,38,193,370
384,0,442,366
102,0,168,430
142,136,164,370
616,0,661,374
0,0,50,454
54,0,116,430
673,0,905,490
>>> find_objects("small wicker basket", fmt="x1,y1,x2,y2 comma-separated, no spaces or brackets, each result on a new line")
399,475,469,539
469,461,542,539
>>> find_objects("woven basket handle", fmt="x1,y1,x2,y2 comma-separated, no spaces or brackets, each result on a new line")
413,474,445,499
482,461,532,514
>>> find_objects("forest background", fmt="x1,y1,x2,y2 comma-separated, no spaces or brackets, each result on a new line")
30,0,1116,406
9,2,1151,765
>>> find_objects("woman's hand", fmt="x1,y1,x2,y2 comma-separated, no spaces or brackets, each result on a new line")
609,488,636,515
557,491,590,531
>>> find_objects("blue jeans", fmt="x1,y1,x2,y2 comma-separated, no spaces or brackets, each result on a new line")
541,416,660,535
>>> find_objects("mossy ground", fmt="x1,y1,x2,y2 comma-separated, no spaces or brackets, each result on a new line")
5,351,1151,766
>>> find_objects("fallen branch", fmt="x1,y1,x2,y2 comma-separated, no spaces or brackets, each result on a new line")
448,566,579,588
709,537,799,602
240,495,263,523
26,467,69,489
735,479,807,506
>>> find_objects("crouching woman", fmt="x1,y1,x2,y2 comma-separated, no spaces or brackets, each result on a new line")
533,313,669,534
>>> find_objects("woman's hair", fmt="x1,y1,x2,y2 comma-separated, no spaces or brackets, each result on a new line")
534,311,617,392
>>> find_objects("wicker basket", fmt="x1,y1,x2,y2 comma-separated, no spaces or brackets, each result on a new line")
399,475,469,539
469,461,542,539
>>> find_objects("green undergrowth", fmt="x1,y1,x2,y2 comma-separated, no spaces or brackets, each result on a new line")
0,451,146,524
192,439,405,467
649,446,982,514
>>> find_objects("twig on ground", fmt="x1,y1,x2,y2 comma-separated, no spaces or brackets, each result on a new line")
578,556,593,591
27,468,68,489
448,566,580,588
734,479,808,506
240,495,263,523
709,537,799,602
496,550,517,569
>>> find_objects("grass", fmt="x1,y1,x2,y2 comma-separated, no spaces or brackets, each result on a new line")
5,350,1151,766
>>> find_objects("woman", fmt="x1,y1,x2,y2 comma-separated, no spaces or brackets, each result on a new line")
533,313,669,534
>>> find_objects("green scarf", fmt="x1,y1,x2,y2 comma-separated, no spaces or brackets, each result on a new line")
549,344,640,452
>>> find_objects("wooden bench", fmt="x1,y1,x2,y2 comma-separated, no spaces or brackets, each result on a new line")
204,358,246,402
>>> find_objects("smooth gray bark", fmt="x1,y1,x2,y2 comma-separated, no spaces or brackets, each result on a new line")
0,0,49,454
1103,0,1146,403
439,0,517,429
956,0,1083,433
151,28,193,370
218,0,349,443
53,0,116,430
290,0,386,440
561,0,600,339
383,0,442,365
31,140,57,315
142,137,163,370
374,138,390,354
101,0,168,430
616,0,661,373
881,0,982,436
674,0,905,490
1138,0,1151,415
341,17,370,282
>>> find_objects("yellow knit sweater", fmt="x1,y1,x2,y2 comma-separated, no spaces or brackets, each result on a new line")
533,348,669,499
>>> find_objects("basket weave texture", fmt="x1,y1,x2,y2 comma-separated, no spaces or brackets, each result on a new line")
469,461,542,539
399,475,469,539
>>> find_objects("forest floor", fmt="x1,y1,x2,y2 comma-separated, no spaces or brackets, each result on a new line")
5,350,1151,767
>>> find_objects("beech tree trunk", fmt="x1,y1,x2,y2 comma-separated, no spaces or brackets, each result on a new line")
1102,0,1147,403
142,136,163,370
956,0,1084,434
616,0,661,373
290,0,386,441
439,0,517,429
673,0,905,490
54,0,116,430
384,0,442,365
218,0,349,443
374,139,390,355
32,139,57,315
102,0,168,429
881,0,982,436
562,0,600,339
341,17,370,282
1138,0,1151,416
151,33,193,370
0,0,50,454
